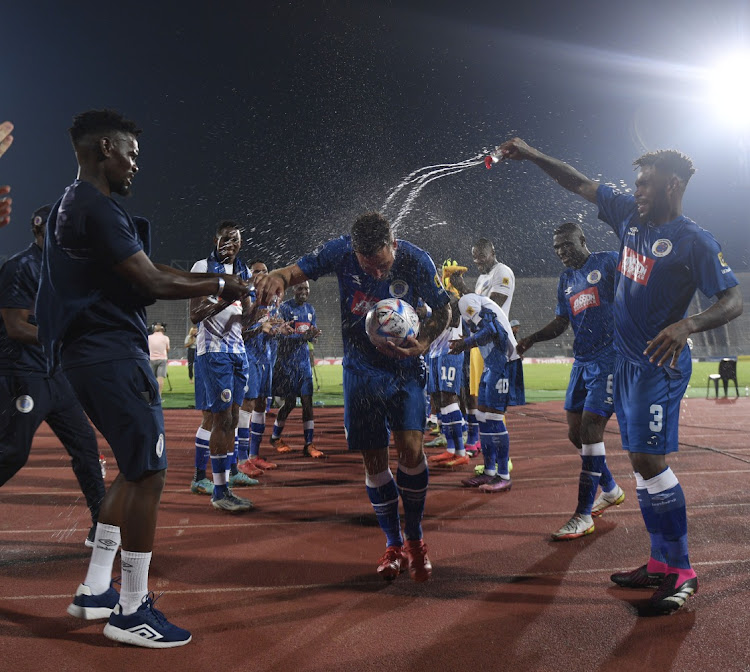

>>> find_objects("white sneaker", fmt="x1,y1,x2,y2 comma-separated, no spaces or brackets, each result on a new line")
591,485,625,518
551,514,594,541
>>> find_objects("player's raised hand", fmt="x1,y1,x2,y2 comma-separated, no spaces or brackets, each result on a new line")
0,122,13,159
254,271,287,305
498,137,535,161
0,185,11,228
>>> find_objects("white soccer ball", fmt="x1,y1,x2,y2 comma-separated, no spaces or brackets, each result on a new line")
365,298,420,351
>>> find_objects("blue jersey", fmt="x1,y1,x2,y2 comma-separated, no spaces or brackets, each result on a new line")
597,185,739,373
244,290,276,366
555,251,618,363
37,180,154,372
297,235,450,374
277,299,316,367
0,243,47,375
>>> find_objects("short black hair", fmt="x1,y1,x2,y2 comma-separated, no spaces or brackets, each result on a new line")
31,204,52,232
633,150,695,185
69,109,141,147
351,212,392,256
215,220,241,237
553,222,584,237
472,238,494,253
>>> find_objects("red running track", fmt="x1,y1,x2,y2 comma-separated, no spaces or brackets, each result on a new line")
1,398,749,671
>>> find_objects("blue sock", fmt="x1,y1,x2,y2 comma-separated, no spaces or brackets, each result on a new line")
598,460,616,493
484,413,509,477
365,470,403,548
442,404,465,454
646,468,691,571
210,454,228,500
194,427,211,481
577,454,600,516
467,411,480,445
479,422,498,475
303,420,314,445
635,473,667,567
396,459,429,541
249,411,265,457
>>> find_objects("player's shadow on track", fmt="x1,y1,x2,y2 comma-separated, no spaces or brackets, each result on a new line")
404,524,618,670
0,605,116,647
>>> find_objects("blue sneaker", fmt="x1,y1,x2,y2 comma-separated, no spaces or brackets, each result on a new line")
67,581,120,620
103,592,192,648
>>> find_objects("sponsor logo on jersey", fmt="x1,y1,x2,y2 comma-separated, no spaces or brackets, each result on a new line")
651,239,673,257
434,273,442,289
155,433,164,458
296,322,311,334
221,388,232,403
15,395,34,413
586,270,602,284
618,246,654,286
389,279,409,298
569,287,600,315
718,252,729,267
501,276,510,286
465,304,476,317
351,290,379,316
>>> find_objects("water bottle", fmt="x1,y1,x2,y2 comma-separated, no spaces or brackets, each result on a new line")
484,147,506,169
99,453,107,479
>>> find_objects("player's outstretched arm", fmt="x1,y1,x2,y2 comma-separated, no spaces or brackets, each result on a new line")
645,285,743,368
254,264,309,305
516,315,569,356
498,137,599,204
115,251,248,302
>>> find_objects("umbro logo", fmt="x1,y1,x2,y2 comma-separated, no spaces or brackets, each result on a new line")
565,286,573,295
127,624,164,641
97,539,119,549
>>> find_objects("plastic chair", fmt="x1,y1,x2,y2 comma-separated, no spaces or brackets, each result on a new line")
706,358,739,398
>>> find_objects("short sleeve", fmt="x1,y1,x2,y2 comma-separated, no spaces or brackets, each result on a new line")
0,256,37,310
458,295,483,325
596,184,638,241
297,237,348,281
555,274,568,318
690,230,739,298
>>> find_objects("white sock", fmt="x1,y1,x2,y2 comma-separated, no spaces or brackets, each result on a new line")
119,550,152,615
83,523,120,594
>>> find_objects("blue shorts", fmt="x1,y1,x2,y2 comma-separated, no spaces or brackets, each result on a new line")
273,357,313,398
477,350,510,412
507,358,526,406
428,353,464,395
343,365,426,451
196,351,248,413
64,358,167,481
244,354,262,400
565,356,615,417
614,357,688,455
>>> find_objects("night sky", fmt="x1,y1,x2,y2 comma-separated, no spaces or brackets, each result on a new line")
3,0,749,276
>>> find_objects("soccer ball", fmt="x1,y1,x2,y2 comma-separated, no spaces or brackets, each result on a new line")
365,298,420,350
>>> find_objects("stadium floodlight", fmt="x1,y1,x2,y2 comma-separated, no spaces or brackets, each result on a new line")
706,50,750,128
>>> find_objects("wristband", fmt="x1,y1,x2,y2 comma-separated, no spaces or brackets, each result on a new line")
216,277,225,297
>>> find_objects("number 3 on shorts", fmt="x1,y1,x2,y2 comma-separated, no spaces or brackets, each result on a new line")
649,404,663,432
